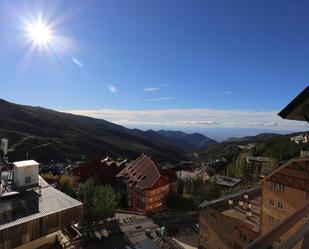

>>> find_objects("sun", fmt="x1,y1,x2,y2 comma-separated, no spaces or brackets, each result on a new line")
26,21,52,46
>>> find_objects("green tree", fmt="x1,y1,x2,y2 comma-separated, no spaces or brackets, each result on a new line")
166,192,195,211
59,175,76,198
252,167,260,182
191,178,222,206
234,153,248,178
78,178,118,226
227,162,235,177
267,158,278,171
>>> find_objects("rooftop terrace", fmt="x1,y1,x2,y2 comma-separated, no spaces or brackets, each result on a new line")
0,176,82,230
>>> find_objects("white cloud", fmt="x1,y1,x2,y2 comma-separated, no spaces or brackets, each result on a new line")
60,107,308,130
106,84,117,93
159,83,169,87
146,97,175,102
173,120,218,125
72,57,83,68
143,87,160,92
225,90,232,94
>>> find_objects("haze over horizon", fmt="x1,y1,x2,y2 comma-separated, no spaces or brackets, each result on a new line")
0,0,308,139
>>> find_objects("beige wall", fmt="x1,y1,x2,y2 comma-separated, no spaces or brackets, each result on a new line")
15,231,60,249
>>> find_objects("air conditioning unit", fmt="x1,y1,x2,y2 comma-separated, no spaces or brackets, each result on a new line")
13,160,39,189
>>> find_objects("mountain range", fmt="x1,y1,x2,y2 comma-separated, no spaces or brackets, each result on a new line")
0,99,216,164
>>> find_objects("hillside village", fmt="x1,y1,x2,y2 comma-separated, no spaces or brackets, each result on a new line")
0,86,308,249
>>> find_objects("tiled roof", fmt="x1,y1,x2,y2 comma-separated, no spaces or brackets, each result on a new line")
72,158,126,183
117,154,163,189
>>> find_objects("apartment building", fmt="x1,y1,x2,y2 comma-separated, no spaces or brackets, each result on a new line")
117,154,177,213
260,158,309,248
199,188,261,249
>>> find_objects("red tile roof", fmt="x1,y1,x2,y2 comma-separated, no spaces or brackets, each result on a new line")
118,154,167,189
73,158,126,184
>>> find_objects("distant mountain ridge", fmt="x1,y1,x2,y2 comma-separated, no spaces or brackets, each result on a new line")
0,99,215,163
155,130,217,150
197,130,309,163
225,133,281,143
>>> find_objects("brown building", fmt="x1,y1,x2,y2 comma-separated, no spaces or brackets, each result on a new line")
199,158,309,249
199,86,309,249
117,154,177,213
0,160,82,249
72,157,126,185
246,156,270,177
260,158,309,248
214,174,242,194
199,188,261,249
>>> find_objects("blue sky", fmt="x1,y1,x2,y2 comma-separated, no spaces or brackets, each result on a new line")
0,0,308,139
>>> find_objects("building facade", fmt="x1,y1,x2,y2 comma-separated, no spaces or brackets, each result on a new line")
117,154,177,213
260,158,309,248
199,188,261,249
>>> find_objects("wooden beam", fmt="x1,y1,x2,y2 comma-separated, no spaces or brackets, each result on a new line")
269,173,309,192
278,222,309,249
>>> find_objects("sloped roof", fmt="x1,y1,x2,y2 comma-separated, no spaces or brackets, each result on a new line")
72,158,125,184
278,86,309,121
117,154,163,189
261,157,309,182
214,174,242,188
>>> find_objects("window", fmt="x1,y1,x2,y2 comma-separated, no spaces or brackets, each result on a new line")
271,182,276,189
239,233,247,242
25,176,31,184
269,199,275,207
268,215,275,224
277,201,284,209
278,184,284,192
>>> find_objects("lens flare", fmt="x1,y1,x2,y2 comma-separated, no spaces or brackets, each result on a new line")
26,21,52,46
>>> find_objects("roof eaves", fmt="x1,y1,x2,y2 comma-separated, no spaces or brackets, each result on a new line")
278,86,309,119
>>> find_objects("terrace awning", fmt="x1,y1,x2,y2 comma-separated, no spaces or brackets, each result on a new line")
278,86,309,122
